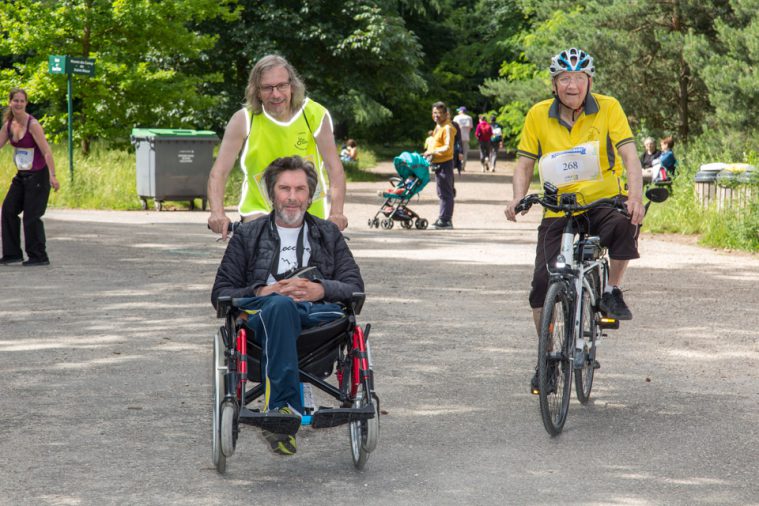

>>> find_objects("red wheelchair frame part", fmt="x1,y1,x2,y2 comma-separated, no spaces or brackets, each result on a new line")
351,325,369,399
236,328,248,399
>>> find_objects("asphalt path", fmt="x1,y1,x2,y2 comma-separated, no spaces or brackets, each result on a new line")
1,162,758,505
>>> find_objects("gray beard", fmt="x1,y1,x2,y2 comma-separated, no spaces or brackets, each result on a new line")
275,206,306,227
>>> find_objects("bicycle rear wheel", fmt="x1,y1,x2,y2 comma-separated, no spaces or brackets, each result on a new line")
538,281,573,436
575,285,597,404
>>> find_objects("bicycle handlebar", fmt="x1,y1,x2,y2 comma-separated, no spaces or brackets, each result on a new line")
515,193,628,216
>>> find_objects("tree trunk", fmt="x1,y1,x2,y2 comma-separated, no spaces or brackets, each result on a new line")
80,0,93,155
672,0,689,142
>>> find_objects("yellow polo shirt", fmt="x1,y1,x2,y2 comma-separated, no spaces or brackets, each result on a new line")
517,93,635,218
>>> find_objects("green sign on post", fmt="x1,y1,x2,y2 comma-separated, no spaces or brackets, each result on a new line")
70,57,96,77
48,55,67,75
47,55,96,182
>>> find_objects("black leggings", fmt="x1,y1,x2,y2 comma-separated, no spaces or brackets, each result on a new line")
1,167,51,261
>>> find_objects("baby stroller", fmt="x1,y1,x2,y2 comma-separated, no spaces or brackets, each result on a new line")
368,151,430,230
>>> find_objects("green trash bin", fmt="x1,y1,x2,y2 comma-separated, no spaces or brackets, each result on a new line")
130,128,219,211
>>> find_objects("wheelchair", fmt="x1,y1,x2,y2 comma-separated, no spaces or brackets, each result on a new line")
211,293,379,473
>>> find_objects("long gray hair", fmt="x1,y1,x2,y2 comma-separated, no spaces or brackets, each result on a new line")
244,55,306,115
263,156,318,203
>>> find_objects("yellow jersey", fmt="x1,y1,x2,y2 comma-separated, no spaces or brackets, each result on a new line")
517,93,635,218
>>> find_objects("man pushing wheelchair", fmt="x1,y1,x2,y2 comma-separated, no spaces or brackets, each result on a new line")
211,155,365,457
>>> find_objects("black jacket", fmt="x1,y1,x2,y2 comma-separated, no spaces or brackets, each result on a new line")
211,213,364,308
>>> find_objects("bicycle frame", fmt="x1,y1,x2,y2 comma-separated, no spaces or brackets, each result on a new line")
548,218,608,366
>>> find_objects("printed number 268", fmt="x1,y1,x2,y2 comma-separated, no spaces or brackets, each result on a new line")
562,161,579,171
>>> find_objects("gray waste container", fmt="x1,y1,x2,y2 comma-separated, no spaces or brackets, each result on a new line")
131,128,219,211
694,162,725,208
716,164,755,210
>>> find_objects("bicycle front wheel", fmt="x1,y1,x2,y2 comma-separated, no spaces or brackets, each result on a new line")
538,281,573,436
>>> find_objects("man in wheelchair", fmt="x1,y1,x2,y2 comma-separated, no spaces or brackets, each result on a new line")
211,155,364,456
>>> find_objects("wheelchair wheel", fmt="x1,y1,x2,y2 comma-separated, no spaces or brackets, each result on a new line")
349,387,379,469
349,380,379,470
211,331,226,473
220,401,237,457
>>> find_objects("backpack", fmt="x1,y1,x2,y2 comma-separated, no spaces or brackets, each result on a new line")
491,124,503,143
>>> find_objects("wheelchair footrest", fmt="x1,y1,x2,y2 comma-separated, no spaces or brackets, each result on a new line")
311,404,375,429
237,407,301,435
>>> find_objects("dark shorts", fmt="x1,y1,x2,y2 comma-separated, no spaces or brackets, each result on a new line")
528,198,640,308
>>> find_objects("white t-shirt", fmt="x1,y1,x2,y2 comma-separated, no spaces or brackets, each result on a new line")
266,223,312,285
453,113,473,141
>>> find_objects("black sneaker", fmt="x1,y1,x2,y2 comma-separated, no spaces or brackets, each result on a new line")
0,256,23,265
433,220,453,229
22,258,50,266
530,370,540,395
262,430,297,456
599,288,632,320
531,365,558,395
261,406,298,456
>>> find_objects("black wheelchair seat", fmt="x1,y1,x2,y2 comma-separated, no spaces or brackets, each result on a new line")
244,314,352,382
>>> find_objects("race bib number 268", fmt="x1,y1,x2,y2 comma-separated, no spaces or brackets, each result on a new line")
538,141,602,188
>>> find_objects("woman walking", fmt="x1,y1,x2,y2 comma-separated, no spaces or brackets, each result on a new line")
0,87,59,266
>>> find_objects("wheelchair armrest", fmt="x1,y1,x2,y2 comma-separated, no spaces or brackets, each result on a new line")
216,296,232,318
351,292,366,316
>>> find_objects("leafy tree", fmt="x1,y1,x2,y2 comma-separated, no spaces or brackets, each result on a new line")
484,0,733,146
0,0,237,153
690,0,759,144
195,0,426,141
389,0,527,143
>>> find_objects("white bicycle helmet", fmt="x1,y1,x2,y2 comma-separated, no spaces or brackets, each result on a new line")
549,48,595,78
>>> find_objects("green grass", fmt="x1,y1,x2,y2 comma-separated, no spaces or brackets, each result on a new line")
0,142,385,210
0,143,146,210
642,162,759,252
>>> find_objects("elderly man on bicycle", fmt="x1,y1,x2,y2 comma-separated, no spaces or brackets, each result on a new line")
504,48,645,392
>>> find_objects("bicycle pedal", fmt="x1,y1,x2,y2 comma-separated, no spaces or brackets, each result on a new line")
598,317,619,329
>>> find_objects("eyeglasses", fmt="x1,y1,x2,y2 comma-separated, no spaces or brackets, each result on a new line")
556,74,588,86
260,81,291,94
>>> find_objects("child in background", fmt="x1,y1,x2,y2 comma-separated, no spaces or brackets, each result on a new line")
340,139,358,162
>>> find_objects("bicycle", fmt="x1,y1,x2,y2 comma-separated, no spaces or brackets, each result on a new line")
516,183,666,436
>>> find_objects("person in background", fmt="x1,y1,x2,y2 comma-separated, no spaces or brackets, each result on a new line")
340,138,358,163
489,114,504,172
639,136,661,183
453,106,473,172
424,101,456,229
207,54,348,240
658,136,677,177
452,120,463,176
0,87,59,266
474,115,493,172
423,130,435,153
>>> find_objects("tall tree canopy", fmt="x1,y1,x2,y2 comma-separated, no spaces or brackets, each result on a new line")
0,0,237,152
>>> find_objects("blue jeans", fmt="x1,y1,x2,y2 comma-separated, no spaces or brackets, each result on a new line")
236,295,344,413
